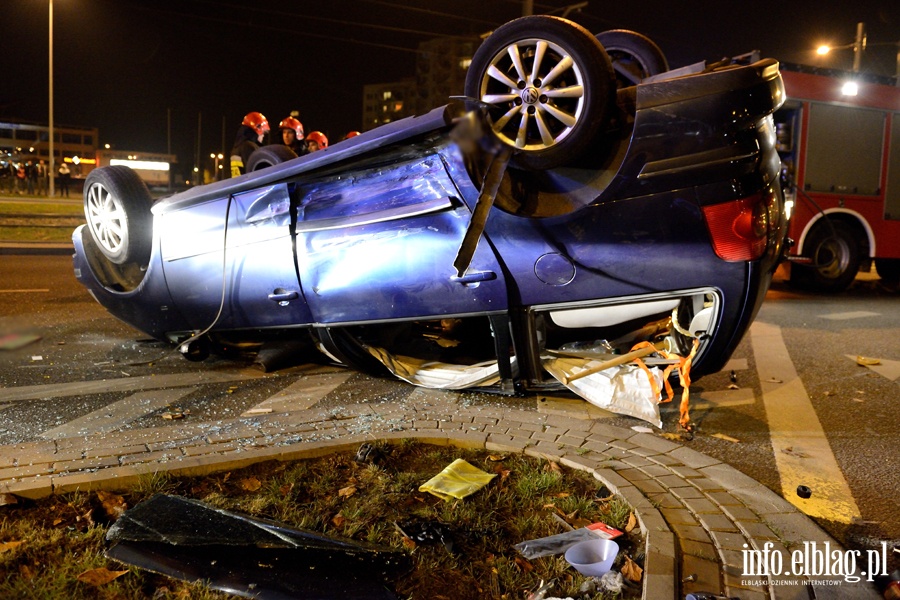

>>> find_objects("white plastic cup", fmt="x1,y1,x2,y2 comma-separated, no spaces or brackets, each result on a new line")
564,538,619,577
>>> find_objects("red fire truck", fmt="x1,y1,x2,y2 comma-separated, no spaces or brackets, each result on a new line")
776,64,900,291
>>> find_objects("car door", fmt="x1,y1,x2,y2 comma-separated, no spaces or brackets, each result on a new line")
293,154,508,325
159,183,312,331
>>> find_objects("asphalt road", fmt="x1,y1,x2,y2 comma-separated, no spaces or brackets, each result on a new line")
1,254,898,578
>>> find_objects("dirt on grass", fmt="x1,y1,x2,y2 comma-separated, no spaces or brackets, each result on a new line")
0,441,646,599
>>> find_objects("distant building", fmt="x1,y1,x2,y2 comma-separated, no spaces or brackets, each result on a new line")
0,120,98,179
362,78,418,130
415,36,479,113
0,119,176,188
362,35,480,131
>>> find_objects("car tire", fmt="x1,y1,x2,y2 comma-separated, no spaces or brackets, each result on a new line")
83,165,153,265
799,221,861,292
246,145,298,172
595,29,669,88
179,336,210,362
874,258,900,286
465,15,616,170
312,328,389,377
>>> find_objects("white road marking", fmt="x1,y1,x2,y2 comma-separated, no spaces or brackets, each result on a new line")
0,370,268,402
720,358,749,371
691,386,756,410
750,321,861,524
818,311,880,320
241,371,354,415
844,355,900,382
40,388,195,439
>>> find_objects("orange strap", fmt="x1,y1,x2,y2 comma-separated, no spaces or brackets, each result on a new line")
629,338,700,430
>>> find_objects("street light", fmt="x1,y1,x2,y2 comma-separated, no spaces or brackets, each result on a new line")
48,0,55,197
816,22,866,72
210,153,223,180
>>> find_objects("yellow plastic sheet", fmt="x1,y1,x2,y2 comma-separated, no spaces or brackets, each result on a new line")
418,459,497,501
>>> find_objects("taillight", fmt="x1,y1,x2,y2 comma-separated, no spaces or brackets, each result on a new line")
702,192,771,261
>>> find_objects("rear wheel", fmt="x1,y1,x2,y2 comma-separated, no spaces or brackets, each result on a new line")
83,166,153,265
595,29,668,88
246,144,298,172
465,15,616,170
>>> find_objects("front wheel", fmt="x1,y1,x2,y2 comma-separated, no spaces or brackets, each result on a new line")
464,15,616,170
83,166,153,265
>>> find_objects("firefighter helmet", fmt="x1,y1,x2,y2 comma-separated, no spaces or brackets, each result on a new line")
241,112,270,136
278,117,304,139
306,131,329,150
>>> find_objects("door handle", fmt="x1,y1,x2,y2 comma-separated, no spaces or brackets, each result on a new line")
452,270,497,284
268,289,299,303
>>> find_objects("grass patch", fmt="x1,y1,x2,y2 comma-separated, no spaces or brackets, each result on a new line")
0,202,83,216
0,226,75,243
0,442,644,599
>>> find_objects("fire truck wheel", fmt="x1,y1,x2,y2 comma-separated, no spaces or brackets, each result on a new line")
874,258,900,286
83,166,153,265
801,221,862,292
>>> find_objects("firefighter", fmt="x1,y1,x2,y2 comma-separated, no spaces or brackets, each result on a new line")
278,117,308,156
230,112,270,177
306,131,328,152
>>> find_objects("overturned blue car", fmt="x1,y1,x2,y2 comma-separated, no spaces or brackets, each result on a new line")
74,16,786,404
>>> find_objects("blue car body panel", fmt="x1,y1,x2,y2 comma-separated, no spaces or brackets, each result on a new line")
73,57,787,382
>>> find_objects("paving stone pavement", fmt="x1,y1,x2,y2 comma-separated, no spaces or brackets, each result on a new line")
0,388,880,599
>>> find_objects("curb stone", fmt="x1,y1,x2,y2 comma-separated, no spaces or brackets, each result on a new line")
0,397,880,599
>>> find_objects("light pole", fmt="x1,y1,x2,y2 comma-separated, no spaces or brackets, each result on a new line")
210,153,223,180
816,22,866,73
48,0,55,197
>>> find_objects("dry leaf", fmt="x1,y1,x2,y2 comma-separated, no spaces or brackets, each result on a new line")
660,432,682,441
401,537,417,550
711,433,740,443
552,492,571,498
96,491,127,520
727,383,740,390
570,517,592,529
0,541,24,553
332,514,346,527
338,485,357,499
487,454,507,462
18,564,35,580
546,462,562,473
856,356,881,366
279,483,294,497
240,477,262,492
620,555,643,582
78,509,95,527
52,518,63,526
76,567,128,586
513,556,533,572
624,512,637,533
493,467,511,482
0,493,18,507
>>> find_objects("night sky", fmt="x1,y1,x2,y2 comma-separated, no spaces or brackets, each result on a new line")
2,0,897,174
